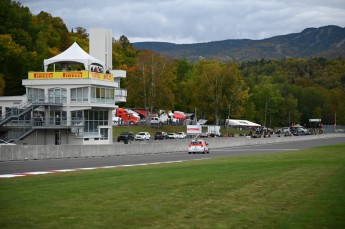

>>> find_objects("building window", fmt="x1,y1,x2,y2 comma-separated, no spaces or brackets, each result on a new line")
71,110,83,126
91,86,114,104
27,88,45,102
48,88,67,103
71,87,89,102
100,128,108,140
83,109,109,136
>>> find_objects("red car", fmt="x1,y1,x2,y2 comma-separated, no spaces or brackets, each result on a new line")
188,139,209,154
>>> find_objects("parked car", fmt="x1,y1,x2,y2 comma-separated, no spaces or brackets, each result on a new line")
117,132,134,142
200,132,209,138
135,132,151,141
154,131,168,140
177,132,187,139
149,117,162,125
188,139,209,154
167,133,178,139
0,140,16,145
291,127,311,136
281,127,290,133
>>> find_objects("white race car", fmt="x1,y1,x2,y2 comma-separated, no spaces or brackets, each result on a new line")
188,139,209,154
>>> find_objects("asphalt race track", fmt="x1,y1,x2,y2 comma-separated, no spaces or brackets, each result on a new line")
1,136,344,176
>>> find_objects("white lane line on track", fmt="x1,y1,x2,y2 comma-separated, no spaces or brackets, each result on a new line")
0,158,211,179
0,174,26,178
212,148,300,151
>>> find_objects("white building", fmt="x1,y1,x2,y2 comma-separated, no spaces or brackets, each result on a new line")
0,35,127,145
89,28,112,71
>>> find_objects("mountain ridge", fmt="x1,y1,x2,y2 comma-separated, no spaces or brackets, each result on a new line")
133,25,345,62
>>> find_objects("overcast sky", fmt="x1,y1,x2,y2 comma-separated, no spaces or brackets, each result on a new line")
18,0,345,44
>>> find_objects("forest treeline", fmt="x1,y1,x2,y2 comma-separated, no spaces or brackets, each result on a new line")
1,0,344,127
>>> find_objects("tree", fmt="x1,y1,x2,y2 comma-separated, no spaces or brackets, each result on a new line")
126,50,175,112
252,83,284,127
112,35,137,70
190,60,249,124
0,73,5,96
173,59,193,111
0,34,26,95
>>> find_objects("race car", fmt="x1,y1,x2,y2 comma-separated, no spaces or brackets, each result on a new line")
188,139,209,154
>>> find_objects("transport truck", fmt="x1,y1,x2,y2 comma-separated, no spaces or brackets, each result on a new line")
113,108,140,125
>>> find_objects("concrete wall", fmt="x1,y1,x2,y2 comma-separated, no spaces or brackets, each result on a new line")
0,134,344,161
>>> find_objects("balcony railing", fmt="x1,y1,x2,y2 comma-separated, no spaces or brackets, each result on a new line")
115,89,127,102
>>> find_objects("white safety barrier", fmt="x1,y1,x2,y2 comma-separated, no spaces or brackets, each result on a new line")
0,134,344,161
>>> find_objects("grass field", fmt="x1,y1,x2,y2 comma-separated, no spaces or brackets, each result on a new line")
1,143,345,228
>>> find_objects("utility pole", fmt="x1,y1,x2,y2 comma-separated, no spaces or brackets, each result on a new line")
227,105,230,128
264,99,268,127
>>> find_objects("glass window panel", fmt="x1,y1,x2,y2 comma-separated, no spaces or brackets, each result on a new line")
71,89,76,101
96,88,100,98
83,87,89,101
101,88,105,98
77,88,82,101
91,87,95,98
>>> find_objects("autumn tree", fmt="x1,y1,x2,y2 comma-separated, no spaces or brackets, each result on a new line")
0,34,40,95
190,60,249,124
173,59,193,111
0,73,5,96
112,35,137,70
126,50,175,112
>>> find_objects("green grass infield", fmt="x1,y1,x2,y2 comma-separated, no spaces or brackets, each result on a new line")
1,143,345,228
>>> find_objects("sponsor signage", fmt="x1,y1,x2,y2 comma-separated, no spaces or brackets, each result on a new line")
28,71,113,81
309,119,321,122
187,125,202,134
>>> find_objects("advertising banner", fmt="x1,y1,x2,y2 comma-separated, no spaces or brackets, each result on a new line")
28,71,113,81
187,125,202,134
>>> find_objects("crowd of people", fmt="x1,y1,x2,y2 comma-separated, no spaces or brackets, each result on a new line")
90,66,110,74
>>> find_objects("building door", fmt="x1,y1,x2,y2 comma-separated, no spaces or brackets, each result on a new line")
50,111,66,126
55,130,61,145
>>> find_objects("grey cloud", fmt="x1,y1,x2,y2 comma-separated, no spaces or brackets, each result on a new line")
18,0,345,43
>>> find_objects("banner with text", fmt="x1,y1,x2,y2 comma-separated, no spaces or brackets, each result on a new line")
187,125,202,134
28,71,113,81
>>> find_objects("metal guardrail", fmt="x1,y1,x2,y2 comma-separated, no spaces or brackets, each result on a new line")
323,125,345,133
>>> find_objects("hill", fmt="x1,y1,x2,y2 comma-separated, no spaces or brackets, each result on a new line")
133,25,345,62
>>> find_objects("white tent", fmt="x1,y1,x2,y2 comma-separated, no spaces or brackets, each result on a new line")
43,42,105,72
226,119,261,127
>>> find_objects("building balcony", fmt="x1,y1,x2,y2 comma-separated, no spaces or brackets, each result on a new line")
115,89,127,102
111,70,126,78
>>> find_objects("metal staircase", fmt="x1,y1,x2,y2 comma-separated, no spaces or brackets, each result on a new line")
0,98,63,142
0,101,39,127
1,127,35,142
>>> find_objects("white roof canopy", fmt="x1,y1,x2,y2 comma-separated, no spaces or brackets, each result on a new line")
43,42,105,72
226,119,261,127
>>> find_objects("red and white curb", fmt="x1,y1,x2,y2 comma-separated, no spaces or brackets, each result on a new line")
0,158,210,179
